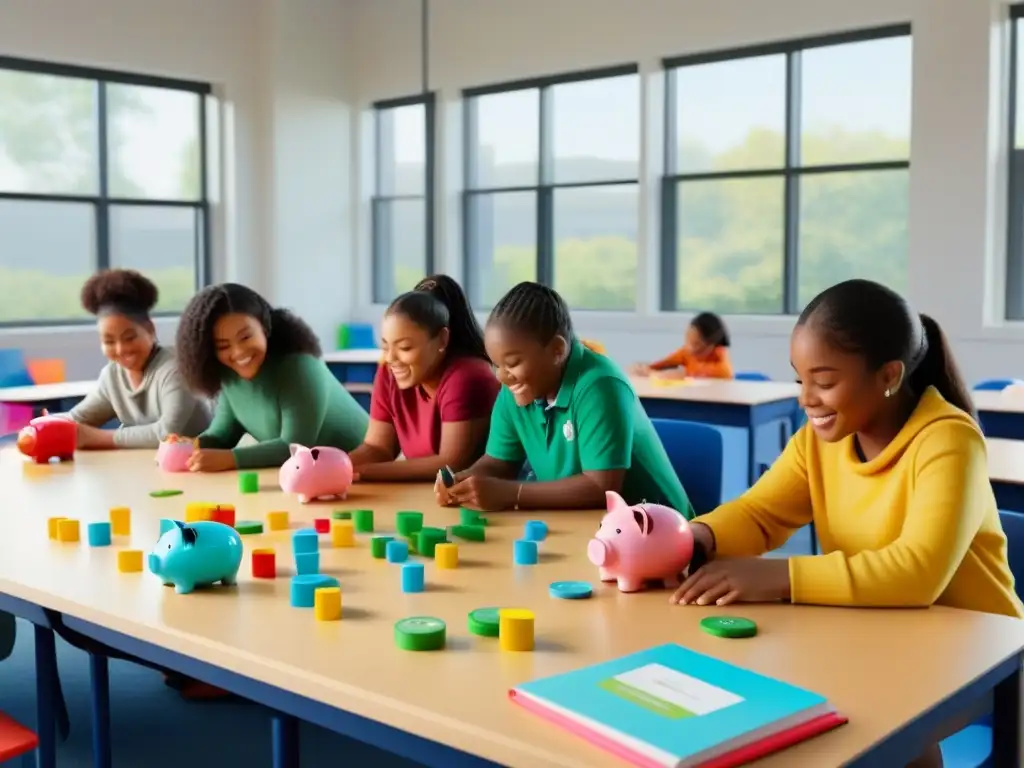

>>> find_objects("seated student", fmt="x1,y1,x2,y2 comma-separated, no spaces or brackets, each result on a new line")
670,279,1022,768
175,283,369,471
60,268,212,449
435,282,693,516
630,311,733,380
348,275,500,481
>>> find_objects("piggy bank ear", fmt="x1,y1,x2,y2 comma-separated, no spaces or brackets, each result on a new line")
289,443,303,458
632,507,654,536
604,490,628,512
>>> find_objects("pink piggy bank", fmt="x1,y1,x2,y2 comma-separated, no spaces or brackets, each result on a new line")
156,435,194,472
587,490,695,593
279,444,354,504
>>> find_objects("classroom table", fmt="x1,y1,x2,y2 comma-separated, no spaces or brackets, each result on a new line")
1,450,1022,768
975,389,1024,440
628,376,801,486
323,349,381,384
988,437,1024,513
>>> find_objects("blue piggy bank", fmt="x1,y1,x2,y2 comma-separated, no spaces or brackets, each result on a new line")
149,520,244,595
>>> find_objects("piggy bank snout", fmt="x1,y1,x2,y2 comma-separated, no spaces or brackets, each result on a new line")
587,538,615,566
147,553,162,574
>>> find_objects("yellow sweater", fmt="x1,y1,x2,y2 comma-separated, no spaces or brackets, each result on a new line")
700,387,1024,618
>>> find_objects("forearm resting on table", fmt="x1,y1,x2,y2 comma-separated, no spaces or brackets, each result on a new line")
359,453,459,482
349,442,395,467
516,471,620,510
458,454,522,481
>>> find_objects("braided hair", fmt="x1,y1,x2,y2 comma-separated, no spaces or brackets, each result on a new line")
486,282,575,345
386,275,488,361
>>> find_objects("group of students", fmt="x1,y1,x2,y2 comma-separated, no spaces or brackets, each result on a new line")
37,269,1024,766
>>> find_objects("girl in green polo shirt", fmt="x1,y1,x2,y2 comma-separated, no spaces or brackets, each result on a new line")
436,282,693,517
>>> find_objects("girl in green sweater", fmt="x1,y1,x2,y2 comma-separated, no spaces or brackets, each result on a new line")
175,283,369,472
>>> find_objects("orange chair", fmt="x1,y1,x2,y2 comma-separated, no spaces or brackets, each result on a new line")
581,338,607,355
0,710,38,766
26,358,66,385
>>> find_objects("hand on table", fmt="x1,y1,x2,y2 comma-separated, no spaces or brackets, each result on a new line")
187,448,237,473
75,424,113,450
670,556,791,607
433,472,453,506
443,475,519,512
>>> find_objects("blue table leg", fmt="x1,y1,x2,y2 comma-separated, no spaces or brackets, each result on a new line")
89,652,112,768
272,713,300,768
992,658,1020,767
33,625,57,768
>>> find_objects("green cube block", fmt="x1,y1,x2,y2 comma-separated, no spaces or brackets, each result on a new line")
450,524,486,542
416,527,447,558
352,509,374,532
332,510,352,520
395,511,424,536
238,472,259,494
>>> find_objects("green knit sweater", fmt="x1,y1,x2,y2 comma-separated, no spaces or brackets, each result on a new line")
197,353,369,469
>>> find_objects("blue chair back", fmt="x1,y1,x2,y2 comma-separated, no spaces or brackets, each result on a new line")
651,418,723,516
344,323,377,350
974,378,1019,391
735,371,770,381
0,349,32,388
999,510,1024,599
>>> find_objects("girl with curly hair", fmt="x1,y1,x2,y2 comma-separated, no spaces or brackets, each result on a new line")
175,283,369,472
62,269,212,449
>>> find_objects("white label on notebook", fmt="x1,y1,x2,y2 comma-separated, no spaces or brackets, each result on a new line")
604,663,745,719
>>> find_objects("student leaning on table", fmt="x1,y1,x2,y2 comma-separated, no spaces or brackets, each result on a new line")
629,311,734,381
435,281,693,517
671,279,1023,768
50,269,213,448
174,283,369,472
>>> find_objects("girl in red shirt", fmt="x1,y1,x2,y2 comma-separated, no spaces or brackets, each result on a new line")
349,275,500,481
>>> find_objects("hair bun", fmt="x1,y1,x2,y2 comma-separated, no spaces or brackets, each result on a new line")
80,268,159,316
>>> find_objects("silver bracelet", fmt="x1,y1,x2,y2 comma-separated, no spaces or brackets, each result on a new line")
514,483,524,510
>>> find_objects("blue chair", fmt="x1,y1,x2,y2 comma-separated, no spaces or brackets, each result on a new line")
735,371,770,381
0,349,33,388
973,379,1020,391
939,510,1024,766
651,419,723,516
343,323,377,350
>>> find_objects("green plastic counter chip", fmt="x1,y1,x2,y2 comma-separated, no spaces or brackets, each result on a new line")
235,520,264,535
449,524,485,542
394,617,446,651
149,489,183,498
699,616,757,639
331,510,352,520
467,607,501,637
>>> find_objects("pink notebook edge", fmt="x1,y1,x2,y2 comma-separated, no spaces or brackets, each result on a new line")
508,688,848,768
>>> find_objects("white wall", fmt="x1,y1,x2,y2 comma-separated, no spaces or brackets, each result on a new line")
347,0,1023,383
0,0,355,377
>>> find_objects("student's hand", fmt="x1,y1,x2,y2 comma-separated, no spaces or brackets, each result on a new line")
187,448,237,473
669,557,791,606
447,475,519,512
75,424,111,450
434,472,453,506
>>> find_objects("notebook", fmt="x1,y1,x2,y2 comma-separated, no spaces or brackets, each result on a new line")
509,643,847,768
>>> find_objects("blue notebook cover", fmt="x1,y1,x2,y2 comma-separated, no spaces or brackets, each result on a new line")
513,643,830,764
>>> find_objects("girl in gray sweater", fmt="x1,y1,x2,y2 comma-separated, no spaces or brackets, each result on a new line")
64,269,212,449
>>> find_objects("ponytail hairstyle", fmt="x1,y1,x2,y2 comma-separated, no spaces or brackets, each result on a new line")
386,275,488,361
690,311,730,347
175,282,321,396
796,279,975,420
487,281,575,345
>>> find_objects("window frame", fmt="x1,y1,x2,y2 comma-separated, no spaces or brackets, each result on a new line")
1007,6,1024,319
0,54,213,328
461,64,641,309
370,92,436,303
659,24,913,315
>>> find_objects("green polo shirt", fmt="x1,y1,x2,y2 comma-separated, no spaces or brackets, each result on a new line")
485,340,694,518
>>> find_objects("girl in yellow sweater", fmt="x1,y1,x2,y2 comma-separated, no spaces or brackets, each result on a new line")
672,279,1022,768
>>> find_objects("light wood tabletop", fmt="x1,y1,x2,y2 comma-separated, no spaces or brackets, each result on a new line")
974,388,1024,414
322,349,382,364
1,448,1023,767
0,380,95,403
988,438,1024,485
628,375,800,406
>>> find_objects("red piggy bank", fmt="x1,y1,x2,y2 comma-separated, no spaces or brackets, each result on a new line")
17,416,77,463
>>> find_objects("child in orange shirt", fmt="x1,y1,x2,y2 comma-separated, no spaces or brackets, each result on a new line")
630,312,733,380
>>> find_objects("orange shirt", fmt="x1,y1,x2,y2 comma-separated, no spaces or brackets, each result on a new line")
648,345,733,379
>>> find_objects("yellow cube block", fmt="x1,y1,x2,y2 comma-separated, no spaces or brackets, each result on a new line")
267,510,290,531
330,520,354,547
56,519,80,543
109,506,131,536
185,502,215,523
314,586,342,621
117,549,143,573
499,608,535,652
434,542,458,569
47,516,67,540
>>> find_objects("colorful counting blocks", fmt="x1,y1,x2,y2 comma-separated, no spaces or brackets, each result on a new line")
252,548,276,578
371,535,393,559
395,511,423,536
56,519,80,543
416,527,447,558
331,520,354,547
238,471,259,494
47,517,66,540
450,524,485,542
292,529,319,555
513,539,538,565
266,511,290,531
499,609,535,652
184,502,215,523
434,543,458,569
523,520,548,542
294,553,319,576
352,509,374,533
314,587,342,621
314,518,331,534
386,539,408,563
401,562,424,593
109,507,131,536
211,504,236,527
117,550,143,573
290,574,339,608
87,522,112,547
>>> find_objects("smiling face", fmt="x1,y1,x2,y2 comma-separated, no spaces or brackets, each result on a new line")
790,323,903,443
485,324,567,406
380,311,448,390
212,312,267,380
98,313,155,373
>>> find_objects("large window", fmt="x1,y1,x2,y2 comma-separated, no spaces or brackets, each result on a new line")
371,94,435,302
1008,7,1024,319
463,66,641,310
0,57,212,325
661,26,912,314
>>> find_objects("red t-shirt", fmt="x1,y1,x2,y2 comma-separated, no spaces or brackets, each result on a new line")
369,356,500,459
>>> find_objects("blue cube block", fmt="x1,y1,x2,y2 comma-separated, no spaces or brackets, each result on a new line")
295,552,320,575
290,574,339,608
292,529,319,555
87,522,112,547
513,539,538,565
523,520,548,542
386,539,409,563
401,562,424,592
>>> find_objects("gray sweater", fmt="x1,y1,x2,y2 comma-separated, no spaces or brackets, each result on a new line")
69,346,212,449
